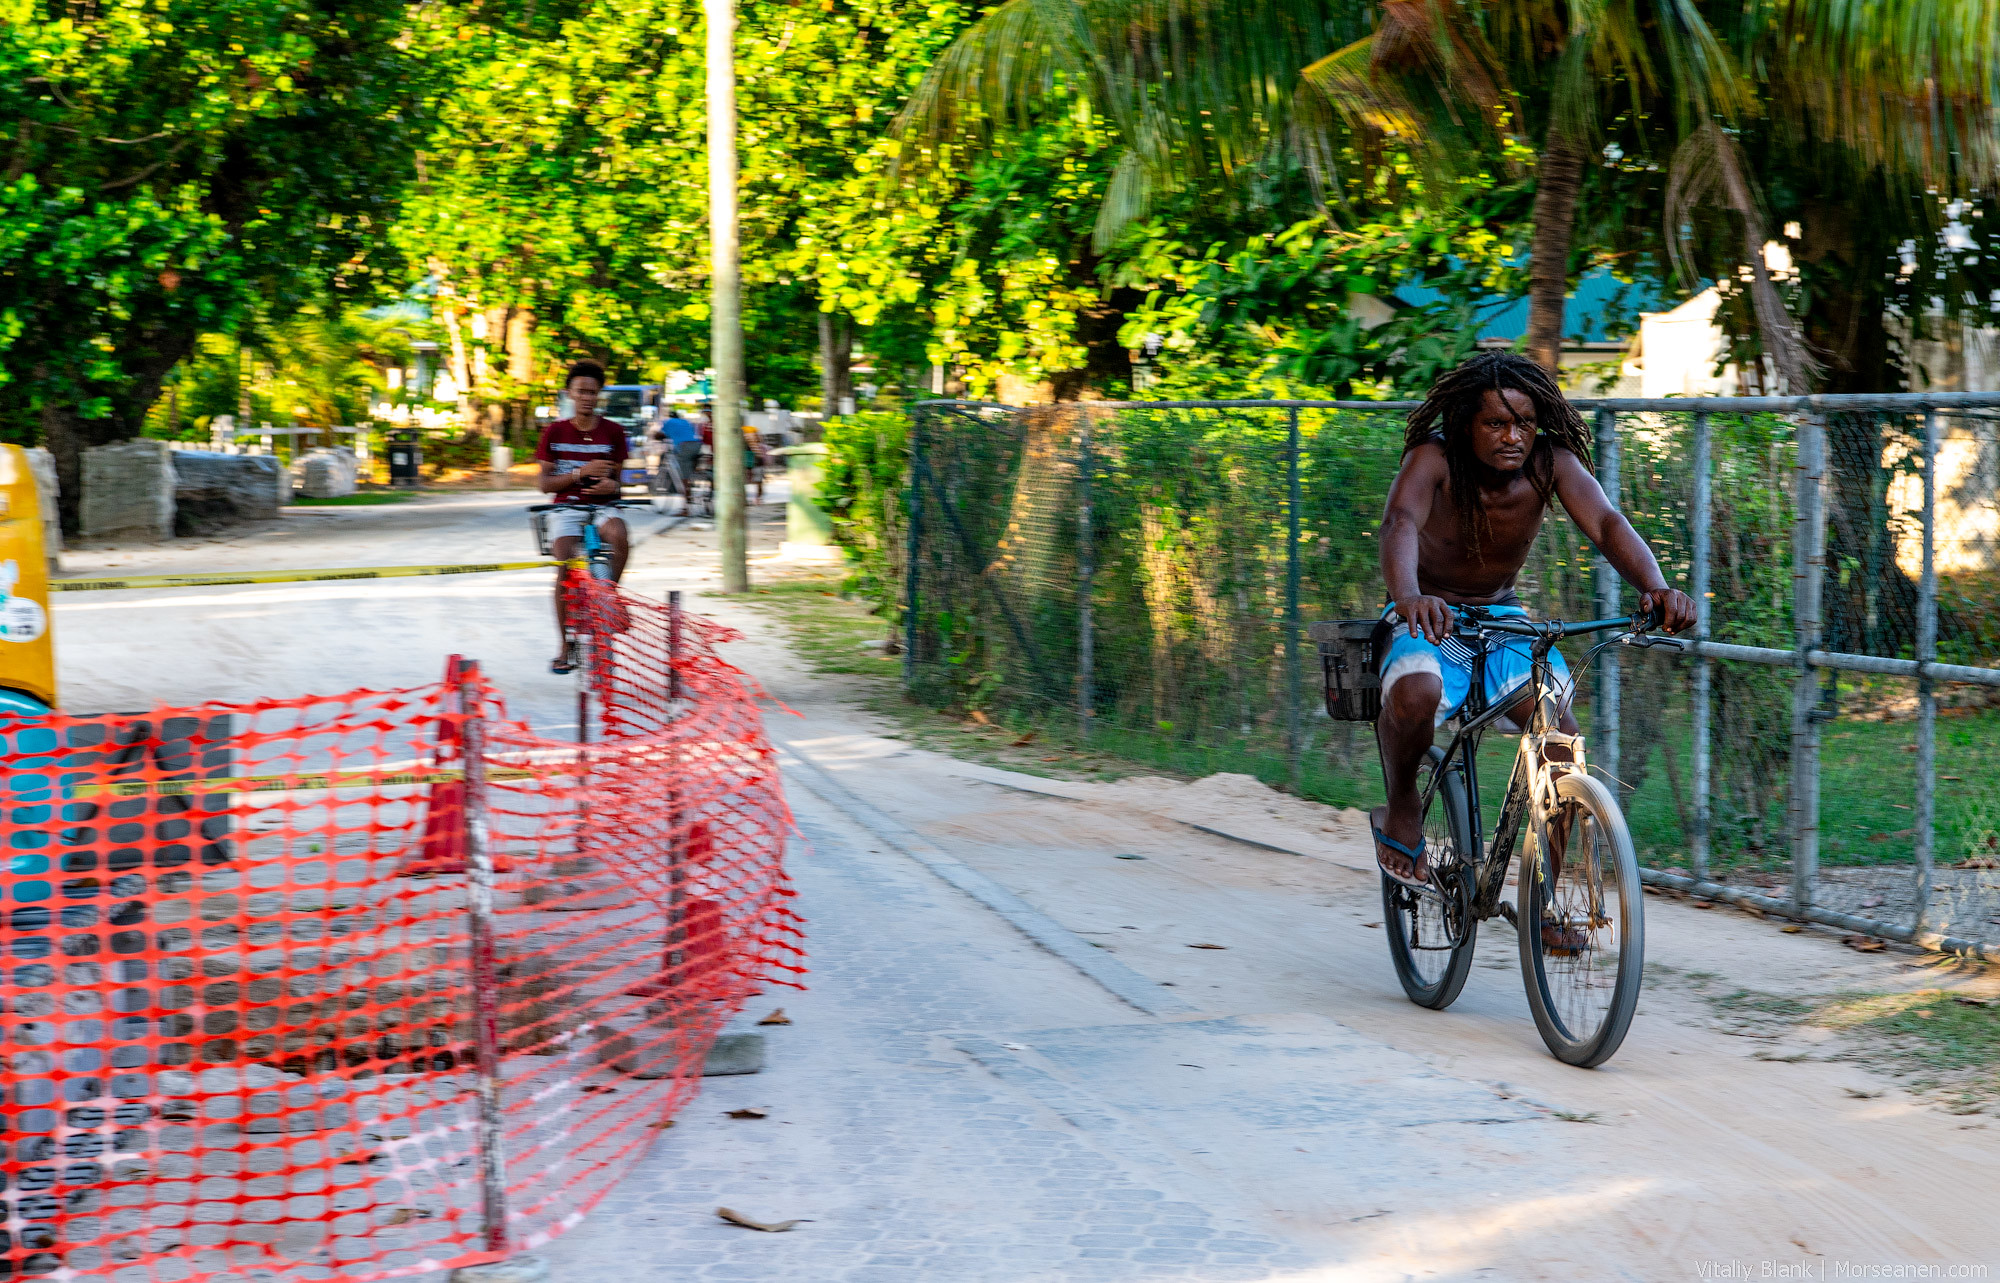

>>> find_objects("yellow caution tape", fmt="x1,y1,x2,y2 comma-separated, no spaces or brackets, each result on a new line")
51,561,550,593
68,765,544,799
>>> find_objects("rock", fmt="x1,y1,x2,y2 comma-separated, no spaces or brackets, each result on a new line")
449,1255,550,1283
703,1033,765,1077
80,439,176,542
24,448,62,566
298,447,358,499
171,452,285,534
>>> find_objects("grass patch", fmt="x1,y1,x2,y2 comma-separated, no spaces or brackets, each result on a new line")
1816,990,2000,1085
736,573,1187,785
292,491,416,506
1686,977,2000,1106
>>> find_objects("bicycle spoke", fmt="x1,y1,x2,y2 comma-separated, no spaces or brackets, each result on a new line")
1537,802,1624,1040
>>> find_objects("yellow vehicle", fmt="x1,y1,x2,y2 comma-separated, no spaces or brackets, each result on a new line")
0,445,55,714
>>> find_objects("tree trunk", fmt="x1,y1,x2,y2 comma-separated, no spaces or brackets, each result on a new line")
818,309,852,418
1796,189,1914,655
1526,125,1587,374
505,306,536,450
42,329,199,534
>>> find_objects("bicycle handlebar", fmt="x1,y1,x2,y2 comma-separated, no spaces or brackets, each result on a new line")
1454,607,1657,639
526,499,656,513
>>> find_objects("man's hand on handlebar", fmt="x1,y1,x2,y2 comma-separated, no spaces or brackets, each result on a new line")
1394,595,1454,645
1637,587,1697,634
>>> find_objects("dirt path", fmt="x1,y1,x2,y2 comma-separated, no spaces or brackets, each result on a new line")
704,592,2000,1279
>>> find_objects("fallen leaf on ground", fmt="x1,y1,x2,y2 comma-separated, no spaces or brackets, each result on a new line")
650,1120,675,1130
1551,1110,1601,1124
1115,853,1146,860
726,1107,769,1119
1010,731,1038,747
1780,925,1804,934
1843,1087,1884,1099
1941,775,1963,782
967,710,990,726
1954,995,1995,1007
1362,922,1381,929
1842,935,1887,953
1859,896,1885,909
581,1085,617,1093
1960,857,2000,869
1187,942,1227,950
717,1208,803,1233
1692,899,1715,909
757,1009,791,1026
1041,756,1064,762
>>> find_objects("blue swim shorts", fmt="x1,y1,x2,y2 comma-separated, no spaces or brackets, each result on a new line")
1379,604,1572,728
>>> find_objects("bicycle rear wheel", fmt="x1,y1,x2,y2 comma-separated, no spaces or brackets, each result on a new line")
1382,747,1478,1010
1518,771,1644,1067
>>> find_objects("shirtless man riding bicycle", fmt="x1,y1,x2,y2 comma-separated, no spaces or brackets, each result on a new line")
1373,352,1695,894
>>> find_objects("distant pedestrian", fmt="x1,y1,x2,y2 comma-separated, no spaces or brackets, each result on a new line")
660,407,702,494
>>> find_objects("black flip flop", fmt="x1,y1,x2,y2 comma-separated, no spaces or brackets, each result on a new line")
1370,821,1432,893
549,659,575,675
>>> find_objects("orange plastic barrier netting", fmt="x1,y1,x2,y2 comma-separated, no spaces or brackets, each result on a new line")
0,582,804,1281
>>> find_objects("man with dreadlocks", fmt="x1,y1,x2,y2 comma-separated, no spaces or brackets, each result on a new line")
1372,351,1694,902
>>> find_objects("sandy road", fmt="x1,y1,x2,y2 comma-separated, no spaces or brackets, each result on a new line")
51,492,2000,1281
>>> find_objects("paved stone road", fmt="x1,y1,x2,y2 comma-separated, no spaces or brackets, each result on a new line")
534,790,1328,1283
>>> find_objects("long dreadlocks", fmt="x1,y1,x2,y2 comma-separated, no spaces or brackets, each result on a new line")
1402,351,1591,561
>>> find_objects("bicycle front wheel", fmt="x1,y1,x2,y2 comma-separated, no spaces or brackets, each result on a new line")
1518,770,1644,1067
1382,747,1478,1010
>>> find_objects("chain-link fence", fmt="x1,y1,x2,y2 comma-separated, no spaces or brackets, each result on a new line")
901,395,2000,957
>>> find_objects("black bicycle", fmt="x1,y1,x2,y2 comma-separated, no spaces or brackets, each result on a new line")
1319,606,1669,1067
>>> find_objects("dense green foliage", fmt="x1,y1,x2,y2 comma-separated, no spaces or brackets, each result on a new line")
1,0,425,522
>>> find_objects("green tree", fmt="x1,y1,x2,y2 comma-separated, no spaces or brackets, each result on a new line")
0,0,424,528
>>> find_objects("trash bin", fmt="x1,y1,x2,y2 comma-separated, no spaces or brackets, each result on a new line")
388,430,423,488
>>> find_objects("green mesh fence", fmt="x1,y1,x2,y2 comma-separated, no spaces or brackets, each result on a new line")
901,398,2000,954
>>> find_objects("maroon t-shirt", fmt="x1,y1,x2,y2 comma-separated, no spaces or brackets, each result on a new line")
535,417,628,505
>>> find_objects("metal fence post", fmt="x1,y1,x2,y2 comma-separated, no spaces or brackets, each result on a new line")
1594,408,1621,792
1285,406,1303,792
668,589,683,703
902,410,923,689
1077,410,1094,743
1914,408,1940,929
1691,412,1713,879
1789,409,1828,914
458,660,510,1255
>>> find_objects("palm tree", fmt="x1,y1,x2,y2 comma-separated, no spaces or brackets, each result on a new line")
896,0,1749,374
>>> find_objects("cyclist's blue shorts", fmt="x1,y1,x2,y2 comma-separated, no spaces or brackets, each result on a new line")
1379,603,1571,727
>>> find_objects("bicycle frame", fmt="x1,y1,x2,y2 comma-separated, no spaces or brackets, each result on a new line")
1409,609,1644,922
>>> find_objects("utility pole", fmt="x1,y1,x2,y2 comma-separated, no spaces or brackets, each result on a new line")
707,0,748,593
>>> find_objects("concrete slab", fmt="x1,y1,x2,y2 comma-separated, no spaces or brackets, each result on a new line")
959,1013,1541,1228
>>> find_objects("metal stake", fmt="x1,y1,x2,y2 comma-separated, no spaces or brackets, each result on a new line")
1077,410,1095,743
1691,412,1713,879
1789,411,1828,914
1914,409,1940,930
668,589,684,704
1285,408,1304,791
458,659,509,1254
902,411,923,689
1594,408,1621,794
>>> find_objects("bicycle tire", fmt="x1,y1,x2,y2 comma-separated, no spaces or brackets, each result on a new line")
1381,747,1479,1010
1518,770,1644,1067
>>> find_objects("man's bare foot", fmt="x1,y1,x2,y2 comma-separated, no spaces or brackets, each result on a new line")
1370,804,1429,884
